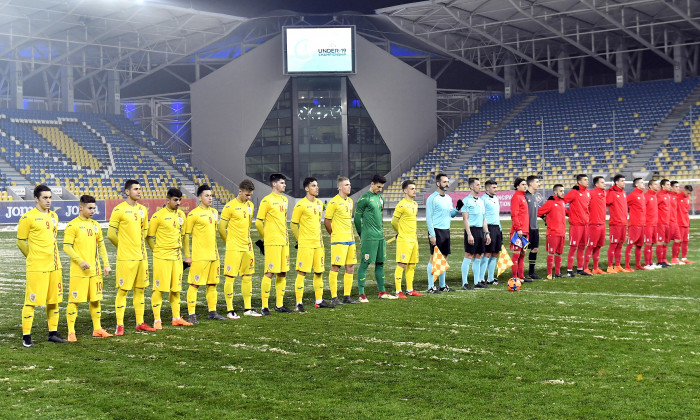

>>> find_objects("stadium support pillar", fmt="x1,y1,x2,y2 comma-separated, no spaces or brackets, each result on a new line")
504,58,515,99
558,51,570,94
616,46,627,88
9,61,23,110
61,67,75,112
673,41,686,83
107,70,120,115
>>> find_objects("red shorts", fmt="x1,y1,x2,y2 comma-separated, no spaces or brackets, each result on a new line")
568,225,588,247
546,235,565,255
628,225,644,246
669,224,681,241
680,226,690,243
587,224,606,247
656,224,669,243
644,226,657,244
609,224,626,244
509,231,529,252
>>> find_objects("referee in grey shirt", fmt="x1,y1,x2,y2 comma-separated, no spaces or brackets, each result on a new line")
524,175,541,281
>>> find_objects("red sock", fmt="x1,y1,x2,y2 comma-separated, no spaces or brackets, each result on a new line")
625,243,633,267
635,246,642,268
614,243,623,266
682,241,688,258
592,247,601,270
607,245,615,268
554,256,562,274
656,245,665,263
512,252,520,278
547,255,553,276
567,246,576,270
672,242,680,260
518,255,525,279
584,246,592,271
644,244,653,266
576,245,585,269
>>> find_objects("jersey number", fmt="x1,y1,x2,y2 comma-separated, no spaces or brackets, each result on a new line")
46,221,50,229
87,229,94,237
96,281,103,293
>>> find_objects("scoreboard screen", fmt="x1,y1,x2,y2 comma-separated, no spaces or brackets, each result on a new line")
283,26,356,75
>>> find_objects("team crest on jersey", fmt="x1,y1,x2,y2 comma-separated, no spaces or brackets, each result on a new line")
298,261,302,267
139,210,145,218
72,291,79,299
29,294,36,302
178,217,184,225
51,218,57,226
226,265,231,272
194,274,200,281
155,280,160,287
401,254,406,260
268,263,274,270
364,254,370,261
335,256,341,263
118,278,124,286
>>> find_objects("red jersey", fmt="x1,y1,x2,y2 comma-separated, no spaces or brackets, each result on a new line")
563,186,591,226
644,190,658,226
537,196,567,236
589,187,607,225
627,188,646,226
606,185,627,226
677,192,690,227
510,190,529,234
668,192,678,224
657,190,670,225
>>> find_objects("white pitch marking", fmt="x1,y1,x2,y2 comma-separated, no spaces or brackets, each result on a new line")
527,290,700,301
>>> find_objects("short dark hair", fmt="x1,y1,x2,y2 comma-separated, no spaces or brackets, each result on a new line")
303,177,317,188
371,174,386,184
167,188,183,199
435,173,447,183
401,180,415,190
124,179,139,191
613,174,625,183
685,185,693,192
670,180,678,187
270,173,286,185
526,175,539,186
468,177,479,187
484,179,497,187
514,177,526,189
649,179,659,186
660,179,670,187
239,179,255,192
633,178,643,187
197,184,211,197
33,184,51,199
553,184,564,191
593,176,604,185
80,194,96,204
576,174,588,182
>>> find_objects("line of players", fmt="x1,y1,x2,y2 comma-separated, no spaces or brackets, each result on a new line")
17,173,424,347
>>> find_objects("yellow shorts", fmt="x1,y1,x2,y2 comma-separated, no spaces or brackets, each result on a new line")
224,250,255,277
188,260,220,286
25,270,63,306
153,258,183,292
396,240,419,264
330,243,357,266
296,247,324,273
264,245,290,274
68,275,104,303
116,259,149,291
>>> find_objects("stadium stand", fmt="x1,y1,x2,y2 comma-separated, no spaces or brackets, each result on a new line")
642,104,700,179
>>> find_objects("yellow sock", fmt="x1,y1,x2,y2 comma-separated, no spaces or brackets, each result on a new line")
295,273,305,304
89,301,102,330
206,285,218,312
46,303,60,332
328,271,338,298
241,276,252,310
343,273,354,297
169,292,181,320
275,275,286,308
394,265,405,292
187,285,198,315
406,264,416,292
261,276,272,308
313,273,324,302
21,305,35,335
151,290,163,322
133,287,145,325
224,276,235,312
115,288,128,326
66,302,79,334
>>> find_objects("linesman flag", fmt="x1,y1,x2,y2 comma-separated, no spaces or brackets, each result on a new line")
431,246,450,281
496,245,514,277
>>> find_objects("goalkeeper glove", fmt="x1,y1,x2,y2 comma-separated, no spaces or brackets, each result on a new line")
255,239,265,255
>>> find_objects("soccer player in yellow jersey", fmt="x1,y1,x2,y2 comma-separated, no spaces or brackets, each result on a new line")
17,185,66,347
219,179,261,318
291,177,332,311
255,173,291,315
184,184,225,323
63,195,113,342
391,180,424,298
324,176,359,305
108,179,155,335
147,188,193,329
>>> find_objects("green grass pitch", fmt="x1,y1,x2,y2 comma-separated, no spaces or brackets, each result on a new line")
0,220,698,418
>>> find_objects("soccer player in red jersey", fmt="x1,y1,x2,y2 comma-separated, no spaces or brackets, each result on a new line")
563,174,591,277
668,181,683,264
606,174,627,273
656,179,672,267
624,178,646,271
510,178,529,281
584,176,607,274
678,185,694,264
643,180,660,269
538,184,567,279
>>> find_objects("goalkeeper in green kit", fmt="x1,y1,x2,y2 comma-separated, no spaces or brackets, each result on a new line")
354,174,397,301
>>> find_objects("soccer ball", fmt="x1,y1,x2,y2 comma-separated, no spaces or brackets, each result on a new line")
508,278,521,291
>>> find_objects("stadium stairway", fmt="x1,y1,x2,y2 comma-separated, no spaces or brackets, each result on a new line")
445,95,537,192
623,83,700,176
0,151,30,187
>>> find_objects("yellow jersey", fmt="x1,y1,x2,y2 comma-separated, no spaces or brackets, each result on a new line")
256,192,288,246
109,201,148,261
220,198,254,252
17,208,62,272
325,195,354,243
64,216,105,277
148,206,186,260
392,198,418,243
185,205,219,261
291,197,324,249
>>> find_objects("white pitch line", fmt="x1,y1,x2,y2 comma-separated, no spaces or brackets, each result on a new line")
526,289,700,301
